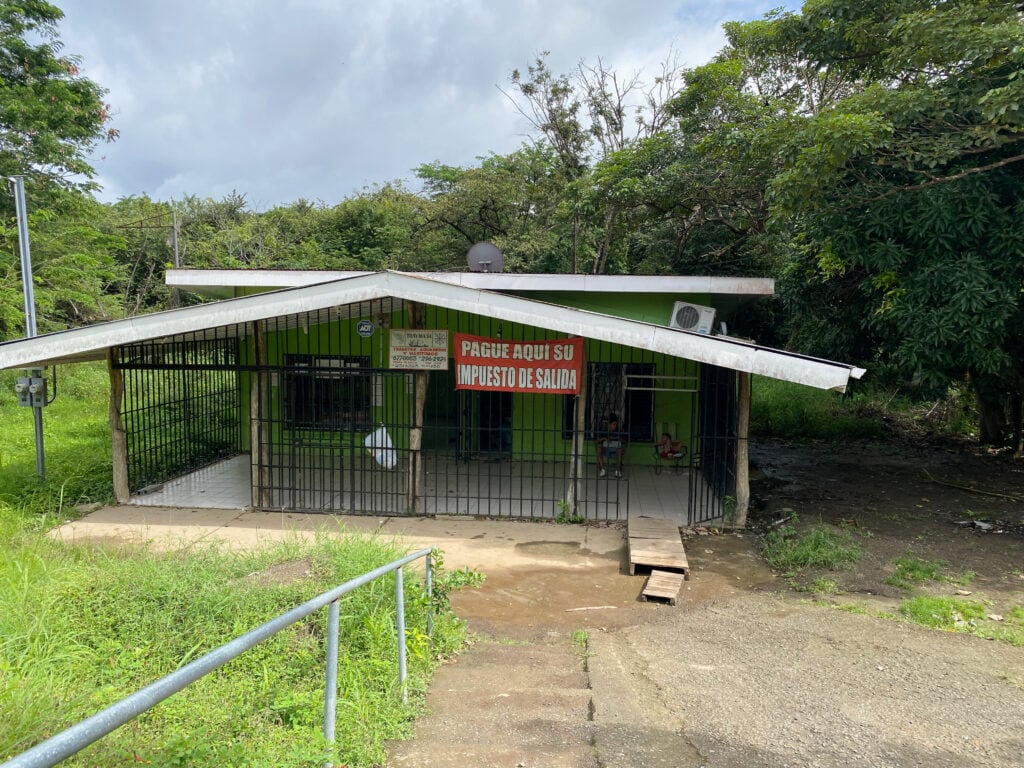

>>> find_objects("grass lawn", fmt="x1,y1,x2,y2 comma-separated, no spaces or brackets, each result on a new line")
1,364,469,767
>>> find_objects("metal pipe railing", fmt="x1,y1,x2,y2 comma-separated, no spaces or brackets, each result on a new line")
3,546,435,768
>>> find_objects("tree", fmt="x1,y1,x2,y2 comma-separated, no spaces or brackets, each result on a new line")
0,1,120,338
0,191,121,338
313,184,424,271
760,0,1024,447
505,52,685,273
416,146,570,272
581,16,853,283
0,0,116,205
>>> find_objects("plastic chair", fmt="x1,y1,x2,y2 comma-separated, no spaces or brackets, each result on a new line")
653,442,687,475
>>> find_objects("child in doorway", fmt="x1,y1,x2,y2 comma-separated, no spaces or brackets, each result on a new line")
658,433,684,459
596,413,624,478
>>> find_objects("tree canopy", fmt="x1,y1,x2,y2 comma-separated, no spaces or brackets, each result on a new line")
3,0,1022,446
0,0,116,199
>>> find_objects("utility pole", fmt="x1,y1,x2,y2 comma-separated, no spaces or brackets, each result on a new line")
9,175,46,478
169,209,181,307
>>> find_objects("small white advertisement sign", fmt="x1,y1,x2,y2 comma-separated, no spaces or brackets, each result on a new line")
389,329,449,370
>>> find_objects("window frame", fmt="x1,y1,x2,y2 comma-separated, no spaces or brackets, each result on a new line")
283,353,373,431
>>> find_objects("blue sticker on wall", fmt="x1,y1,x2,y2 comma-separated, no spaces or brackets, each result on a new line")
356,319,375,338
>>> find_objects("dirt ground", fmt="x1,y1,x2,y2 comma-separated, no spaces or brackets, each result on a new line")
447,437,1024,767
749,437,1024,611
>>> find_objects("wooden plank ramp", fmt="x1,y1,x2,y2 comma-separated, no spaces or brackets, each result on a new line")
642,569,684,605
628,516,689,579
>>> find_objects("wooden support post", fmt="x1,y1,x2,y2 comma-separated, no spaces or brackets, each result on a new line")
566,356,588,515
734,371,751,528
250,321,271,509
108,348,130,504
406,302,426,515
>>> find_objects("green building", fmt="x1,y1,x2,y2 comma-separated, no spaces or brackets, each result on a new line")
0,270,863,524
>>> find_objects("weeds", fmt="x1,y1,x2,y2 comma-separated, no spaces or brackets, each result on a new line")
884,556,977,590
761,516,861,575
898,597,1024,646
806,577,841,594
885,556,945,589
570,629,589,656
750,377,977,441
428,549,485,613
555,499,586,525
1,532,469,766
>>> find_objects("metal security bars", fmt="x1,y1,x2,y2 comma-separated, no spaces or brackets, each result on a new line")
688,363,738,525
112,297,733,522
116,335,242,493
2,548,434,768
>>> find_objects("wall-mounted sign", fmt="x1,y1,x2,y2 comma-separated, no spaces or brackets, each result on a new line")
454,333,583,394
389,329,449,370
356,319,375,338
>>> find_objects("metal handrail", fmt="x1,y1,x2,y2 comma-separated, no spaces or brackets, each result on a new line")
3,546,435,768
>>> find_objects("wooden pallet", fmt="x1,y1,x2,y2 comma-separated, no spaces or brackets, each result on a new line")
642,569,685,605
627,516,689,578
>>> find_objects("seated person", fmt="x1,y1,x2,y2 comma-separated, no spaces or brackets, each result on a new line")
596,413,624,478
658,433,684,459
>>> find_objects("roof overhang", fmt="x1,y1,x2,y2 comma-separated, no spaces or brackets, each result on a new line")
0,271,864,391
166,268,775,302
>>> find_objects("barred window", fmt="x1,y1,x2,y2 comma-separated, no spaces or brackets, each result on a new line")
283,354,372,430
563,362,654,441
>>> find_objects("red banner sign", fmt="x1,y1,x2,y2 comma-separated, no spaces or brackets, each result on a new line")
454,333,583,394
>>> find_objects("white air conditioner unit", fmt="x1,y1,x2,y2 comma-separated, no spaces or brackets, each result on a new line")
669,301,716,334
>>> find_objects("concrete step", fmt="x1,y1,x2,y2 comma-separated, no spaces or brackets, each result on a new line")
386,637,595,768
427,642,588,692
388,742,598,768
415,686,591,722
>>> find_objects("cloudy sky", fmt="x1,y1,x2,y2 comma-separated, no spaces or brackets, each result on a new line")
59,1,797,209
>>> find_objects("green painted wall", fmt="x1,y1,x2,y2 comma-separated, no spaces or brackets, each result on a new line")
508,291,712,327
236,293,709,467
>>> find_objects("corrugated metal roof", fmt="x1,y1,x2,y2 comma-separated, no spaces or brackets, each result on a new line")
0,271,864,391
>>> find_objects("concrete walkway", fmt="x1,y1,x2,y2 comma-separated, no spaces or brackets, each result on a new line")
51,505,626,572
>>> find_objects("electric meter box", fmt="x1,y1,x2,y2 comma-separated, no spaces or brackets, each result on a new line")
15,376,47,407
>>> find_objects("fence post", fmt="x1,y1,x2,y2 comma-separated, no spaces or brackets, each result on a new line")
425,550,434,640
395,568,407,703
323,599,340,768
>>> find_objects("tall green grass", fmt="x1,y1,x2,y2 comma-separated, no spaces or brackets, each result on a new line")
751,377,884,440
1,532,465,767
0,365,470,767
0,363,114,517
751,377,977,441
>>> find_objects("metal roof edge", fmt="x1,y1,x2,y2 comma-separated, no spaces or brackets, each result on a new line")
0,271,860,391
165,268,775,296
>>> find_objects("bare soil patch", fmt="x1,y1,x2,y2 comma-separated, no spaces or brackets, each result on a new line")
750,437,1024,612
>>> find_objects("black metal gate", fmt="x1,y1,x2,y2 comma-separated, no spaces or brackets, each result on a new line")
688,363,738,525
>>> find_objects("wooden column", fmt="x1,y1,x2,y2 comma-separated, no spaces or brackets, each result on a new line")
108,348,131,504
406,302,427,515
566,359,588,515
734,371,751,528
409,370,428,515
250,320,271,509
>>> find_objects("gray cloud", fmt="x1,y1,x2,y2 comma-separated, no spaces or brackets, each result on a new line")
59,0,793,208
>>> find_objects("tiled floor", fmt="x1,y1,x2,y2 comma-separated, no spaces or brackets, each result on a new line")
132,454,251,509
129,453,720,524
